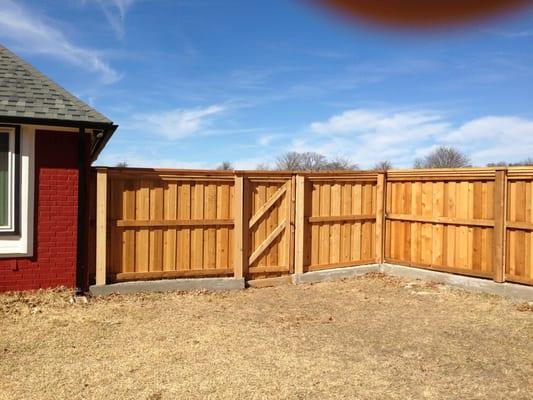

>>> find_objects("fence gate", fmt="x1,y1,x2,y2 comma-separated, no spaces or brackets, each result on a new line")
241,174,295,279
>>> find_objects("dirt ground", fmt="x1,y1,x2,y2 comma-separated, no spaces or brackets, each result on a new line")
0,273,532,400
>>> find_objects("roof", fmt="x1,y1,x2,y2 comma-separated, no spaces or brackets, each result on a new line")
0,44,113,125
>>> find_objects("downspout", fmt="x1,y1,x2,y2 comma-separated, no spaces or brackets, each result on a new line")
76,127,88,294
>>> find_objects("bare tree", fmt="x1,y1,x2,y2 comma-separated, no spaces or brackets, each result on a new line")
255,162,271,170
115,161,128,168
299,152,329,170
372,160,393,171
276,152,327,170
414,146,471,169
516,158,533,166
323,156,358,171
275,152,357,171
275,152,304,170
216,161,233,170
486,161,508,167
487,158,533,167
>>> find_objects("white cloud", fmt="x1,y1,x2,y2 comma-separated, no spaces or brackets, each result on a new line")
90,0,136,38
102,107,533,170
310,109,448,137
443,116,533,164
0,0,121,84
298,109,533,168
302,109,450,167
258,134,279,146
132,105,226,140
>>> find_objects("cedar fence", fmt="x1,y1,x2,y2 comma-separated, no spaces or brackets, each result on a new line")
90,167,533,287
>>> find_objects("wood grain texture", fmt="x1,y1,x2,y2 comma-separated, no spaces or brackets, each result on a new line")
246,176,293,279
95,169,107,286
493,171,506,282
304,175,378,272
505,178,533,284
294,176,305,274
105,169,235,281
385,177,497,280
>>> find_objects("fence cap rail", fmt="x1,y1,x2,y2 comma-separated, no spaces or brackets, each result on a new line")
98,166,235,176
92,165,533,180
506,167,533,179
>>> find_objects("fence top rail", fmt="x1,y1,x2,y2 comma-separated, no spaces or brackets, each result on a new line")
93,167,380,180
506,167,533,179
98,166,235,176
387,167,498,181
93,166,533,180
387,167,533,181
388,166,533,173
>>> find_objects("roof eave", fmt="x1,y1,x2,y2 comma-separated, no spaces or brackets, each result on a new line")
0,114,117,161
90,124,117,162
0,115,114,130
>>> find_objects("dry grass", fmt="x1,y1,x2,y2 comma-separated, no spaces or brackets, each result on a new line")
1,274,532,400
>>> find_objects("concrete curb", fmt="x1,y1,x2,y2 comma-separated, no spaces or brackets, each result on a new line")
90,277,245,296
293,264,380,285
88,264,533,302
379,263,533,302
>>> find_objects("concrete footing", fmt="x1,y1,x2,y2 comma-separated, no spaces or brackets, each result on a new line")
89,277,245,296
380,263,533,301
293,264,380,285
89,264,533,302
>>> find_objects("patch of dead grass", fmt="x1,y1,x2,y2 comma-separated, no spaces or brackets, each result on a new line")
0,274,532,400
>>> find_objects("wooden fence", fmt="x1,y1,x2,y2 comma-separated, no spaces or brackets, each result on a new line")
295,172,381,273
384,169,499,280
506,169,533,285
236,173,295,279
91,167,533,287
93,168,235,283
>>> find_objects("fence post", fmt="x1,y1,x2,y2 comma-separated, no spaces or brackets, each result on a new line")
294,175,305,275
493,169,507,283
95,168,108,286
375,173,386,264
234,174,249,279
288,175,296,274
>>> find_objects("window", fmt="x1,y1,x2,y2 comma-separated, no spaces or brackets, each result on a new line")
0,125,20,235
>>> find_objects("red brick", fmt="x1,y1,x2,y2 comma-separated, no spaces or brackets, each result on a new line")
0,131,84,292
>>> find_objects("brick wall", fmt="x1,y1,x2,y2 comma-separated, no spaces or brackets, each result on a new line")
0,130,80,292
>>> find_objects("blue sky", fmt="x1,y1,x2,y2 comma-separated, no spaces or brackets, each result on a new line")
1,0,532,169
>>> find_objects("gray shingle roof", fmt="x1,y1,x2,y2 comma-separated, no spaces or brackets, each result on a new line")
0,44,112,124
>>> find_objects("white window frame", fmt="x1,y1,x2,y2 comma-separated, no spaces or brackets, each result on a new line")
0,125,34,257
0,126,19,233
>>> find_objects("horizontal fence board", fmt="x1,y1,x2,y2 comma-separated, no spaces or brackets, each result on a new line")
308,214,375,223
116,219,234,228
308,259,376,272
507,221,533,230
385,258,494,279
386,214,494,227
114,268,233,281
